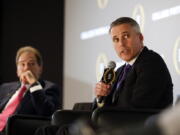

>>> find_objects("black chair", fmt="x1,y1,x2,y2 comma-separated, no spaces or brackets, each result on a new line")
6,114,51,135
51,102,93,126
51,110,92,126
92,107,160,128
72,102,92,111
5,102,93,135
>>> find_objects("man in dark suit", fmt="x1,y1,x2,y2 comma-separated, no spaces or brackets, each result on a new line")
93,17,173,110
0,46,60,134
35,17,173,135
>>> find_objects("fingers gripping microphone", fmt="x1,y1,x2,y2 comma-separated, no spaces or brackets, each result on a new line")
97,61,116,106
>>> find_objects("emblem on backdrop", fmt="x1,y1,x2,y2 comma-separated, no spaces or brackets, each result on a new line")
132,4,145,32
96,53,108,81
97,0,109,9
173,37,180,75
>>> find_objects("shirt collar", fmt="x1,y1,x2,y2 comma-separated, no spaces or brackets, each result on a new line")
21,83,30,89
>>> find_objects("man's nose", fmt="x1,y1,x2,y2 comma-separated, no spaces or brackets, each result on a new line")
24,63,31,70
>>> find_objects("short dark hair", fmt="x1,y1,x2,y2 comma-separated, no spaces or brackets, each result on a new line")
109,17,141,33
16,46,43,66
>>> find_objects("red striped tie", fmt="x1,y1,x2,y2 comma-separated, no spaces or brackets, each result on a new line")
0,85,27,131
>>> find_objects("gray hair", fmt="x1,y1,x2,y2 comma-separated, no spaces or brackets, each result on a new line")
109,17,141,33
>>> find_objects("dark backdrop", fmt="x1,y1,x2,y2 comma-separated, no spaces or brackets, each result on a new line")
0,0,64,108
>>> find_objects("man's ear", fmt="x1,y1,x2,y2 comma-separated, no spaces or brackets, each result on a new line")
139,33,144,41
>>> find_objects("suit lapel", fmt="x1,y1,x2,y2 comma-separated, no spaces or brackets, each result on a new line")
0,82,20,112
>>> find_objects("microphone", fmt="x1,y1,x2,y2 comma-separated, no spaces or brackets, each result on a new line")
97,61,116,106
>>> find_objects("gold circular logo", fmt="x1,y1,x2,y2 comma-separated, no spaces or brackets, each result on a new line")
173,37,180,75
96,53,108,81
102,68,116,84
97,0,109,9
132,4,145,32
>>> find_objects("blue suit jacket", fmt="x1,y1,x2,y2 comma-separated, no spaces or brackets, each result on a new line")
93,47,173,110
0,80,60,117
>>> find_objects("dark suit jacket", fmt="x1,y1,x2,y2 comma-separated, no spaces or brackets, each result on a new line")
93,47,173,110
0,80,60,117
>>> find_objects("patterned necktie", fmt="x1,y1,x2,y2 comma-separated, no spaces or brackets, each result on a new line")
0,85,27,131
112,64,132,103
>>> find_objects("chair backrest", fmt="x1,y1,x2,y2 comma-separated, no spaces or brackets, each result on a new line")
92,107,160,128
5,102,92,135
50,102,93,126
51,110,92,126
6,114,50,135
73,102,92,111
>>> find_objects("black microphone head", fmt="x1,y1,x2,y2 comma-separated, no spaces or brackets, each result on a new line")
107,61,116,69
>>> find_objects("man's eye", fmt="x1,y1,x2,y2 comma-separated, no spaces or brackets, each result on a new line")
29,62,36,66
123,34,129,39
18,63,24,67
113,38,119,43
20,63,25,66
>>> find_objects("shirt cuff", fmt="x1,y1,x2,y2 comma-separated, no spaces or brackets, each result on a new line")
30,82,43,92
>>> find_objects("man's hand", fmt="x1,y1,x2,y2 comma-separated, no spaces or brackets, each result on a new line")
20,70,37,85
94,82,111,97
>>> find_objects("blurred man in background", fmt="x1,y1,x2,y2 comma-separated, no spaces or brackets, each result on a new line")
0,46,60,134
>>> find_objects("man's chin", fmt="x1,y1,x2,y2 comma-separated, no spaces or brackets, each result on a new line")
120,56,131,62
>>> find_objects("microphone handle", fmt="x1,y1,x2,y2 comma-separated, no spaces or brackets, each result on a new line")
97,96,105,103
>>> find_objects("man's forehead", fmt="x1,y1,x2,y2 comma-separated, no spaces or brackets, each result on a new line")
111,30,130,37
18,51,36,60
18,57,37,63
111,27,136,37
